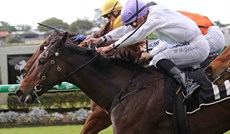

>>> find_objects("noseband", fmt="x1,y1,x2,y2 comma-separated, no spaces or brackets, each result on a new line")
212,59,230,83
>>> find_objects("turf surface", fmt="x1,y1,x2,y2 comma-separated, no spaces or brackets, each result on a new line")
0,125,112,134
0,125,229,134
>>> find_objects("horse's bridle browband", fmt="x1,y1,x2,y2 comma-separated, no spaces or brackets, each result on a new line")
212,59,230,83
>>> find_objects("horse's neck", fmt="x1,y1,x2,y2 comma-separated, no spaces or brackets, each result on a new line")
62,46,157,112
66,62,131,112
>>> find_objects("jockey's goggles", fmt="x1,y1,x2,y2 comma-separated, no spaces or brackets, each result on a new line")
103,14,111,19
103,10,120,20
125,20,138,27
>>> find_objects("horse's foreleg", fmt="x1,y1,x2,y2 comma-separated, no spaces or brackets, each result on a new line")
80,101,112,134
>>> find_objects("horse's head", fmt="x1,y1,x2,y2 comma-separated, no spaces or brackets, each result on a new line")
21,31,70,76
205,45,230,85
16,32,69,103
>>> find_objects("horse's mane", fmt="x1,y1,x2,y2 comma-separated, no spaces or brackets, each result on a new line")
45,31,76,46
63,43,148,70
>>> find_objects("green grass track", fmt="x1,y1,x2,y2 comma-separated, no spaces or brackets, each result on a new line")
0,125,229,134
0,125,112,134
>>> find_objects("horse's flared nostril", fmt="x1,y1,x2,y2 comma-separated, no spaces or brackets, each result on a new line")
205,66,213,75
16,90,23,97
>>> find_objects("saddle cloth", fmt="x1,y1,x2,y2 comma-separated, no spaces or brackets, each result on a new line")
164,69,230,115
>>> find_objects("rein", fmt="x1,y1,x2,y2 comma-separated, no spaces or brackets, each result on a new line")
212,59,230,83
109,68,164,114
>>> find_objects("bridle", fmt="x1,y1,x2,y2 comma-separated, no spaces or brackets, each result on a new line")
29,44,99,103
212,59,230,83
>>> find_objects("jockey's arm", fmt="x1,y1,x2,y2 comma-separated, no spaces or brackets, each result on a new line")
103,25,134,42
86,25,133,45
111,12,166,49
91,21,112,38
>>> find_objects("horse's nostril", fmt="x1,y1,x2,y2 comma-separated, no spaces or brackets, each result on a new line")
205,66,213,75
16,90,23,97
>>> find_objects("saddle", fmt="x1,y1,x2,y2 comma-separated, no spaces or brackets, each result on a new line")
164,66,230,115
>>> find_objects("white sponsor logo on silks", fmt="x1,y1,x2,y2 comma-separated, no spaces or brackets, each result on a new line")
143,39,160,51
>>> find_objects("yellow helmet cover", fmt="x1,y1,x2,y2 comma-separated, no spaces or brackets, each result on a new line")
101,0,122,16
113,15,123,29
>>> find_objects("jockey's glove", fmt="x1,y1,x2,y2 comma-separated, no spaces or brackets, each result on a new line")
71,34,86,43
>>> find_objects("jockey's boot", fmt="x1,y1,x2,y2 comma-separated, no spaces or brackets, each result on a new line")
156,59,200,99
169,67,200,99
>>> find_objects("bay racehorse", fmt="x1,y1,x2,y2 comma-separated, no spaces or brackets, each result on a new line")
21,29,144,133
16,32,230,134
21,31,113,133
205,45,230,86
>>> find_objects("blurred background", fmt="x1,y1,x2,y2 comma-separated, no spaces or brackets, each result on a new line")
0,0,229,133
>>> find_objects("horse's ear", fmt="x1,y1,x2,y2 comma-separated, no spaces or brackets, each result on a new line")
61,32,68,44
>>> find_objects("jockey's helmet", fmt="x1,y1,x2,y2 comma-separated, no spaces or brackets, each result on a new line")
101,0,123,17
121,0,148,25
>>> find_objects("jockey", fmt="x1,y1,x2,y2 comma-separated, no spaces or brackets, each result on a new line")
88,0,210,99
101,0,123,29
71,0,125,43
145,11,226,67
178,11,225,55
204,26,225,54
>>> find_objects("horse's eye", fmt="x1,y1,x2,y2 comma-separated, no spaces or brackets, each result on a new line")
51,41,56,44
